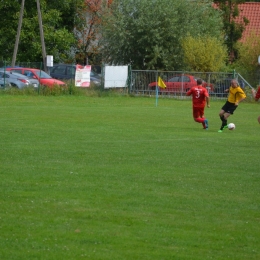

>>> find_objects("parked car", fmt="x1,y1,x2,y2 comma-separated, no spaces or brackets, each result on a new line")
0,69,39,89
5,67,66,87
148,74,214,93
49,64,101,85
214,78,245,97
0,78,10,88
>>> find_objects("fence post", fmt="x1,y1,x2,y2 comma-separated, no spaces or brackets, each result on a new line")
127,65,131,94
155,71,158,107
181,71,184,98
3,60,6,88
69,63,72,95
38,62,42,94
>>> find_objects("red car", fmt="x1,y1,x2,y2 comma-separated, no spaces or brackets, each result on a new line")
148,74,214,93
6,67,66,87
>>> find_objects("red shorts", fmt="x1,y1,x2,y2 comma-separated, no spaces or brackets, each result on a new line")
193,107,204,118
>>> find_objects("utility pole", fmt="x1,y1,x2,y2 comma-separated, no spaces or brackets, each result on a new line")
36,0,47,72
11,0,25,66
11,0,47,71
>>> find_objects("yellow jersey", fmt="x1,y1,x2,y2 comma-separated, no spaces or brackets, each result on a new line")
227,86,246,103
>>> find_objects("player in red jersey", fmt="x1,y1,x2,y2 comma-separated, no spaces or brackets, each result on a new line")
186,78,210,129
251,86,260,123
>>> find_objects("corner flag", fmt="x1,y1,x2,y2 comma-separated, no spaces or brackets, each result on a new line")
158,76,166,89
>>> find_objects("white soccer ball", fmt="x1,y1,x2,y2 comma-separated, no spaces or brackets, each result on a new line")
228,123,235,130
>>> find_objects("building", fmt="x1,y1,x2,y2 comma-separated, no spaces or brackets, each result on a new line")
235,2,260,42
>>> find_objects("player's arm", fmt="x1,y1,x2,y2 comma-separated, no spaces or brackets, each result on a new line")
252,86,260,101
206,95,210,108
235,95,246,106
235,97,245,105
224,87,230,93
186,89,192,96
234,89,246,106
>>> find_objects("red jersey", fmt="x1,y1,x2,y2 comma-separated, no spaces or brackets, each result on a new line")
255,86,260,101
186,85,209,108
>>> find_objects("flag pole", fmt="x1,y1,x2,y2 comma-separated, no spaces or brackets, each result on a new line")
156,86,159,107
155,71,158,107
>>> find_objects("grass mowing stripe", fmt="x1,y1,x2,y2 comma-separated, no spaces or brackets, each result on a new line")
0,96,259,259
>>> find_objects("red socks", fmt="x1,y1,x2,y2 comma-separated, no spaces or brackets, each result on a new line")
195,118,204,123
195,118,205,128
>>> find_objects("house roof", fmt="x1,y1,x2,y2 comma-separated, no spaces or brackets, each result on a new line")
235,2,260,42
212,2,260,42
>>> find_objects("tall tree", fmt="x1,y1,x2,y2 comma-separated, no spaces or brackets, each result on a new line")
101,0,224,70
73,0,112,65
0,1,21,62
0,0,77,63
213,0,249,62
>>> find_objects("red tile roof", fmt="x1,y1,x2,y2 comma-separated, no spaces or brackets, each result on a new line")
213,2,260,42
235,2,260,42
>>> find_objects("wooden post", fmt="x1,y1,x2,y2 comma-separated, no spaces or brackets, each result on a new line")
12,0,47,71
36,0,47,72
11,0,25,66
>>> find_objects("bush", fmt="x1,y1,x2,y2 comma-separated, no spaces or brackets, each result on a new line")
0,83,130,97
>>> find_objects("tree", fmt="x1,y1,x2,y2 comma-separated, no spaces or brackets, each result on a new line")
73,0,112,65
213,0,249,62
101,0,224,70
0,0,77,63
234,32,260,87
181,35,227,72
0,1,21,62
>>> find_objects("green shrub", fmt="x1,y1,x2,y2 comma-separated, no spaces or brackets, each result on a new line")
0,83,130,97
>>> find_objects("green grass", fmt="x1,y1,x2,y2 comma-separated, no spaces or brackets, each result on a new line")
0,95,259,260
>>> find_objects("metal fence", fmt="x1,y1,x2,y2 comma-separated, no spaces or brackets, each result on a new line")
129,70,253,100
0,60,255,100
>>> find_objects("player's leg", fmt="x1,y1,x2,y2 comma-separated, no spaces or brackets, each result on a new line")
200,108,208,129
218,102,229,132
221,103,237,130
194,117,204,123
218,112,230,132
219,108,225,122
193,108,207,129
222,112,230,128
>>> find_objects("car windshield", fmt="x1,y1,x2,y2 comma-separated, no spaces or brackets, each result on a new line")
34,70,52,79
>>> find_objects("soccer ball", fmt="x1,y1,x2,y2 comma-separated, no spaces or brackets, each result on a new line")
228,123,235,130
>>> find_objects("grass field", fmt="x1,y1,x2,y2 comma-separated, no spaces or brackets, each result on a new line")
0,95,259,260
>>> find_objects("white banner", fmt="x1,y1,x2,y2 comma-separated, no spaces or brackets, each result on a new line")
75,65,91,87
104,66,128,89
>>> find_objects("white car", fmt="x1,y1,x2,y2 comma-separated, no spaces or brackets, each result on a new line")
0,78,10,88
0,70,39,89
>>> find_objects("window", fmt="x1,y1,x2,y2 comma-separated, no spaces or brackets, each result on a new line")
24,70,34,77
180,76,190,82
53,66,66,74
0,72,9,78
168,77,179,82
11,69,23,74
67,66,75,76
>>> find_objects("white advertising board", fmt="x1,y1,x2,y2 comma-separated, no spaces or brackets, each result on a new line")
104,66,128,89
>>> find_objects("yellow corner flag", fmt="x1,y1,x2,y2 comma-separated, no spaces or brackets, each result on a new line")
158,76,166,89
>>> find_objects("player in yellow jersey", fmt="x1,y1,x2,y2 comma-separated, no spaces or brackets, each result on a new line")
218,79,246,132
